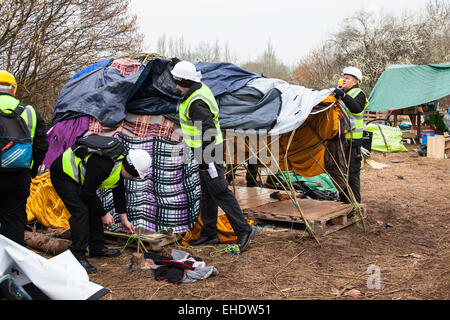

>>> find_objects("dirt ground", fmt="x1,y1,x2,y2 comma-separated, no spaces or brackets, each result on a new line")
86,144,449,301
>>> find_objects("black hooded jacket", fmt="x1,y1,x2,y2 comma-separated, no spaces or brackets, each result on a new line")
341,85,367,114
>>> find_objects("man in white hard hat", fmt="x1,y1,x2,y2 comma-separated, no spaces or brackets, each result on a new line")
50,141,151,274
333,66,370,204
170,60,254,252
0,70,49,247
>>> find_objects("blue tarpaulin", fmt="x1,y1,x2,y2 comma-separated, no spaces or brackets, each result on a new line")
52,66,141,127
52,58,261,127
69,58,113,81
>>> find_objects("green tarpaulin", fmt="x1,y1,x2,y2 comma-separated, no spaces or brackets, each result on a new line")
273,171,338,193
367,62,450,111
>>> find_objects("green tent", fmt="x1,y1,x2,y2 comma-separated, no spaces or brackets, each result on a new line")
367,62,450,111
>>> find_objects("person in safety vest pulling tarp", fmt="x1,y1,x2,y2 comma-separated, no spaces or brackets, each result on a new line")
333,66,369,204
0,70,49,247
170,60,254,253
50,138,151,274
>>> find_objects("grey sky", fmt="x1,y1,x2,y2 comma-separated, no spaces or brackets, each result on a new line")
129,0,430,66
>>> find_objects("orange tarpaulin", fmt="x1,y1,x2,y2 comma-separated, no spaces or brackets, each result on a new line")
26,172,71,229
224,97,341,178
180,213,254,246
278,102,341,177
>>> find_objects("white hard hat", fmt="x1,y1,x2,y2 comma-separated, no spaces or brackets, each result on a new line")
171,61,202,83
127,149,152,179
343,66,363,82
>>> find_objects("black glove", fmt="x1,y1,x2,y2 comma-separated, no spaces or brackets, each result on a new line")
333,88,345,98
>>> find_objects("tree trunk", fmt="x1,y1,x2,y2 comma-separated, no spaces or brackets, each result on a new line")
24,231,72,256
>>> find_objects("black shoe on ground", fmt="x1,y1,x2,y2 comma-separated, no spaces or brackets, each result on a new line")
77,258,97,274
238,228,255,253
89,247,121,258
189,235,220,246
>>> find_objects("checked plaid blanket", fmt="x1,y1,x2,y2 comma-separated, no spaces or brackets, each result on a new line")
98,134,201,234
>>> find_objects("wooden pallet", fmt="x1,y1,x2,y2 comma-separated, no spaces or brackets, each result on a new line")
243,198,365,236
427,134,450,159
364,111,387,123
220,185,291,214
104,230,178,252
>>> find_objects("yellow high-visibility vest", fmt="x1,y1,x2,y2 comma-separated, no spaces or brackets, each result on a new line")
62,149,124,189
341,88,370,139
0,94,37,167
178,84,223,148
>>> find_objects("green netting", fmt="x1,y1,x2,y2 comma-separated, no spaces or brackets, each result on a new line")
366,124,408,153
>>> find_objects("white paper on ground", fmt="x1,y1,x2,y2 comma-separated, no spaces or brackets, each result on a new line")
0,235,108,300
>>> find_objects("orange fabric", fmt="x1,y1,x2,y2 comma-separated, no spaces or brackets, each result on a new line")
223,98,341,178
181,213,254,246
26,172,71,229
278,105,340,177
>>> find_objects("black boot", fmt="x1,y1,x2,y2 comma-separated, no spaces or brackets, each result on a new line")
76,258,97,274
89,247,121,258
189,235,220,246
237,228,255,253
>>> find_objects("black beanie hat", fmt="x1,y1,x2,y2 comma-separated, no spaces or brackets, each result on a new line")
174,78,196,88
122,155,139,178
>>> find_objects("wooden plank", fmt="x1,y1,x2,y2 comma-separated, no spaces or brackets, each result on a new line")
243,198,353,223
427,135,448,159
104,231,178,252
320,215,360,236
104,230,172,243
312,206,353,222
332,215,348,225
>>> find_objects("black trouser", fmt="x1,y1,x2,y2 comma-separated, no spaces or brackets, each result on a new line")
0,171,30,247
199,163,251,238
50,172,104,259
339,138,362,203
226,164,259,186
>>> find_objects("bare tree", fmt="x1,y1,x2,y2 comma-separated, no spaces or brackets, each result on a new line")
0,0,143,122
293,42,340,89
241,40,292,81
156,33,168,57
155,35,239,64
422,0,450,63
293,0,450,93
222,40,238,63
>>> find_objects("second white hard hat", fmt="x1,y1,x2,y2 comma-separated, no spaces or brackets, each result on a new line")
127,149,152,179
343,66,363,82
171,61,202,83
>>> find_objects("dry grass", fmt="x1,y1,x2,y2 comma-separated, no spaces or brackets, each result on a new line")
84,145,450,300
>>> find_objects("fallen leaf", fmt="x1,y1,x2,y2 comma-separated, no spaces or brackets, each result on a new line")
330,288,341,296
344,289,362,298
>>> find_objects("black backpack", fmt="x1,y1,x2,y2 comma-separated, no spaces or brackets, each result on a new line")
71,134,125,161
0,104,33,170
